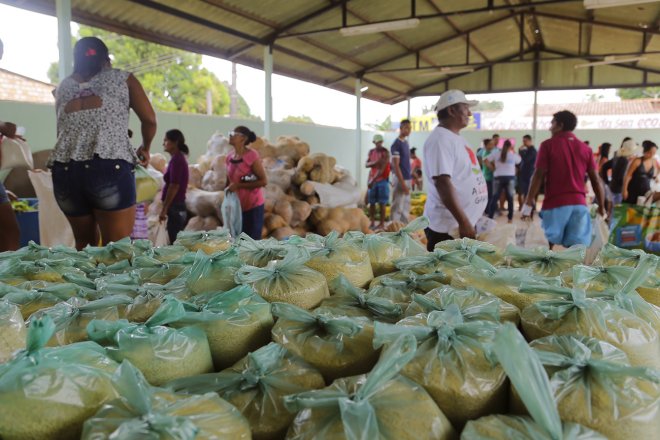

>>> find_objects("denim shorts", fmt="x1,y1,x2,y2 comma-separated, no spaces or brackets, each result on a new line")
0,182,9,205
368,179,390,205
52,156,136,217
540,204,592,247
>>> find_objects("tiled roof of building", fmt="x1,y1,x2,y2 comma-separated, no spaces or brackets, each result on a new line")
525,100,660,117
0,68,55,104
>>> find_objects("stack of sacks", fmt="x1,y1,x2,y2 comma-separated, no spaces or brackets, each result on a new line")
82,361,251,439
168,343,325,440
283,334,456,439
462,324,607,439
374,305,507,429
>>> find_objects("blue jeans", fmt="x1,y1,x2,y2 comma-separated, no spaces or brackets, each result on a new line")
488,176,515,220
242,204,265,240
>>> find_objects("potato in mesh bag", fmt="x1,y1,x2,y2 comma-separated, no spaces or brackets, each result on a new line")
29,295,134,346
0,300,26,363
271,302,380,382
81,361,251,440
87,298,214,386
299,232,374,288
320,274,403,323
376,216,429,258
520,284,659,368
404,285,520,325
186,248,242,295
451,266,565,311
504,244,586,277
434,237,504,266
174,230,232,254
344,231,404,277
0,316,119,440
168,342,325,440
374,305,507,428
521,335,660,440
170,286,274,370
462,324,607,440
283,334,456,440
236,248,329,310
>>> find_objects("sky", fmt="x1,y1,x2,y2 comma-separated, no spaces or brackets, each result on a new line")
0,4,620,129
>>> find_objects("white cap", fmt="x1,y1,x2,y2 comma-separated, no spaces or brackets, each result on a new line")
433,89,478,112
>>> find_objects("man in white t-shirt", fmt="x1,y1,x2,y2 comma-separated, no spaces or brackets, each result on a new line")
422,90,488,250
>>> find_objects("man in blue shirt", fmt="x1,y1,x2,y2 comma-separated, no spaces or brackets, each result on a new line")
390,119,412,223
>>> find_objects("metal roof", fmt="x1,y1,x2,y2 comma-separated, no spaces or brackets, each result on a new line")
3,0,660,104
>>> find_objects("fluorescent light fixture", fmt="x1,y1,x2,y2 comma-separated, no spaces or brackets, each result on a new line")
360,86,369,92
340,18,420,36
419,66,475,76
574,55,645,68
584,0,658,9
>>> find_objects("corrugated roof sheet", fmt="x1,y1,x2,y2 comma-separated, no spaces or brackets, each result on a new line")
525,100,660,117
0,68,55,103
2,0,659,103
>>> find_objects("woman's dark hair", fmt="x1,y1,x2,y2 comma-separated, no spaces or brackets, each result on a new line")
500,140,512,163
234,126,257,145
642,140,657,153
552,110,578,132
482,138,492,147
166,129,189,155
73,37,110,80
599,142,611,160
620,137,632,147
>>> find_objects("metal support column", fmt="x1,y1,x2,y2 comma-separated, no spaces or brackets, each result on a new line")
407,97,411,119
532,90,538,142
56,0,73,81
264,45,273,140
355,78,363,187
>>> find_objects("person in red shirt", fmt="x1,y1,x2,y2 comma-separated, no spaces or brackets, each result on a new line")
366,134,390,230
523,110,605,248
410,147,423,191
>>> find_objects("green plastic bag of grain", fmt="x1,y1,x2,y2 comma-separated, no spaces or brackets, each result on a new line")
519,284,659,368
594,243,647,267
594,251,660,306
461,324,606,440
236,232,287,267
0,288,62,319
320,274,403,323
170,286,274,370
345,231,404,277
0,240,87,262
298,231,374,288
132,254,187,285
374,305,506,428
0,258,87,285
236,248,329,309
146,244,191,263
284,333,456,440
271,302,379,382
0,300,26,363
118,280,193,323
82,360,251,440
561,264,634,291
174,229,232,254
434,237,505,266
0,316,119,440
404,285,520,325
169,342,325,440
395,248,495,282
377,216,429,257
451,266,565,310
84,237,136,265
30,295,134,346
505,244,586,277
368,270,448,307
525,334,660,439
186,248,242,295
87,298,214,386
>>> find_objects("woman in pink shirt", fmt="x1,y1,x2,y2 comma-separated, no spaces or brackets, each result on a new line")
225,126,267,239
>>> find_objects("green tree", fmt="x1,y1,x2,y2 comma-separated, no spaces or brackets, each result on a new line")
367,115,392,131
472,100,504,112
281,115,315,124
48,26,252,117
616,87,660,99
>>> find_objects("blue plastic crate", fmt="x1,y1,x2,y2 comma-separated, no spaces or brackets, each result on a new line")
15,198,39,247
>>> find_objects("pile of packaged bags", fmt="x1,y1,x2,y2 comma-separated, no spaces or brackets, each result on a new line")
0,225,658,439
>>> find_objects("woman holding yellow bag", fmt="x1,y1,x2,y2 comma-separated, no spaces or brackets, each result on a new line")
160,129,189,243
